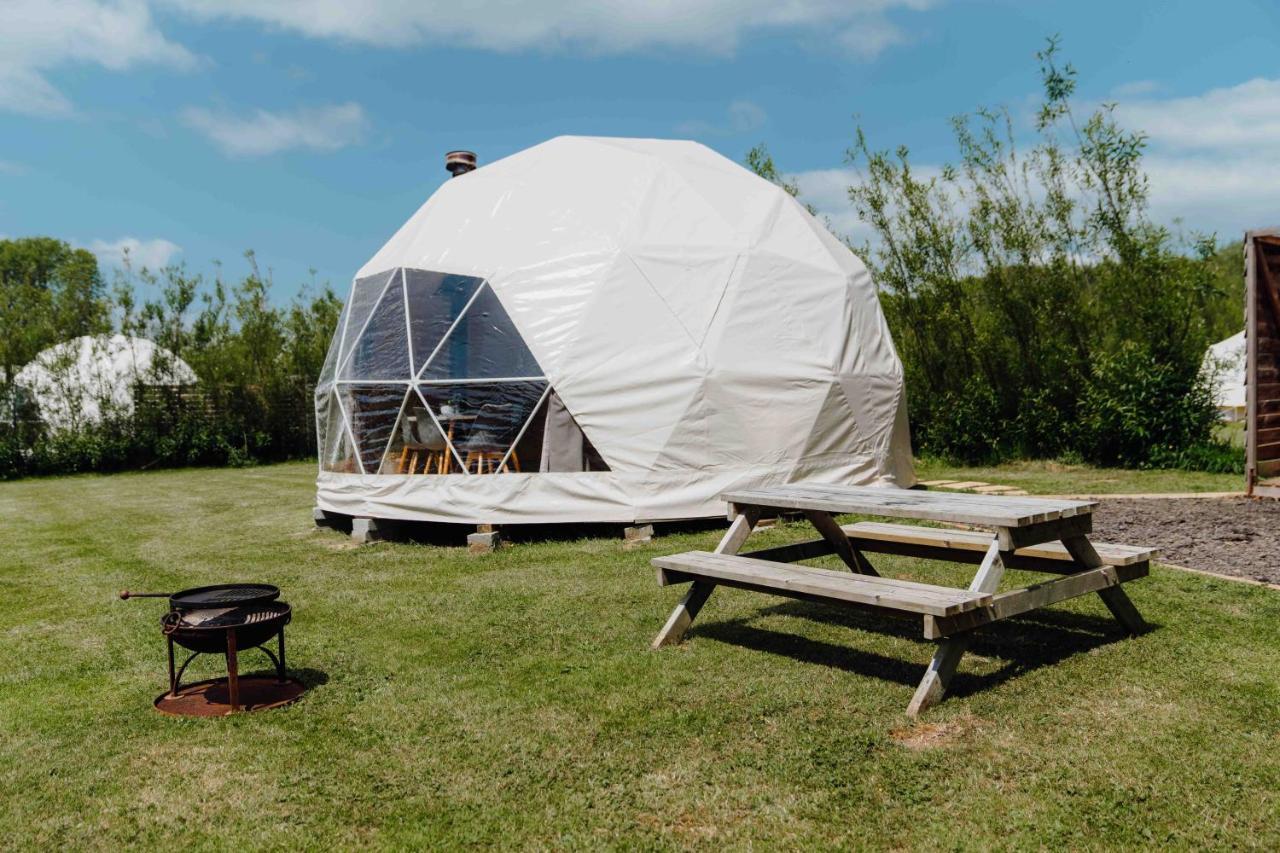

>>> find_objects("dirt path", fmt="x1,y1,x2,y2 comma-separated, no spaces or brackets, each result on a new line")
1090,497,1280,585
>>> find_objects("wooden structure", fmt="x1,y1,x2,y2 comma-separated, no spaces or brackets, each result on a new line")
1246,229,1280,498
651,485,1155,716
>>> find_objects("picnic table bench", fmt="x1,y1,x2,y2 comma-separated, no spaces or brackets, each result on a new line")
651,484,1157,716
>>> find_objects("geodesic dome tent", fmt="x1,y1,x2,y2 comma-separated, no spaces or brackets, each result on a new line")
1202,330,1247,421
15,334,197,433
314,136,914,525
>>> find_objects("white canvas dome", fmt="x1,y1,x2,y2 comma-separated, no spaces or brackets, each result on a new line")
16,334,198,433
1203,330,1247,419
314,136,914,524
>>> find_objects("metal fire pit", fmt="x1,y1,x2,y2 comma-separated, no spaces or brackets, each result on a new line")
122,585,305,717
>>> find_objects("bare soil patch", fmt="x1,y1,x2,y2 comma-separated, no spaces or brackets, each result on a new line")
1091,497,1280,585
889,714,987,750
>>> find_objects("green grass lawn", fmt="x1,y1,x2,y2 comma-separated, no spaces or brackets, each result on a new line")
914,457,1243,495
2,462,1278,848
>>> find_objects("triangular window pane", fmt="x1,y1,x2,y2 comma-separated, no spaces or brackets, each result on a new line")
338,384,408,474
336,270,396,377
420,284,544,381
319,387,359,473
340,273,410,380
383,387,461,475
404,270,484,376
317,301,349,386
315,386,332,466
417,381,548,473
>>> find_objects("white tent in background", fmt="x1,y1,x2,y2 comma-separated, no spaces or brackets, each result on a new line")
1203,331,1248,421
314,136,915,526
15,334,198,433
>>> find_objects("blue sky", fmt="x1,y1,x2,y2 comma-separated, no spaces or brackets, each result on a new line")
2,0,1278,300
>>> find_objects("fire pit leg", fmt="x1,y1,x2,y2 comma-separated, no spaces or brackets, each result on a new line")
167,635,177,697
225,629,240,714
276,628,287,683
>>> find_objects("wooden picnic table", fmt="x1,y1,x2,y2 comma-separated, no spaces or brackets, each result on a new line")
651,484,1156,716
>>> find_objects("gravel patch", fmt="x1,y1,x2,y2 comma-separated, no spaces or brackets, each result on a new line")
1090,497,1280,585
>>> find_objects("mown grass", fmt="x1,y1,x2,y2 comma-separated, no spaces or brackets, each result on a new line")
1,461,1277,848
914,457,1242,495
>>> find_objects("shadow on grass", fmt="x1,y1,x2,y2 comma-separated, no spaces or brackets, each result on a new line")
692,598,1158,698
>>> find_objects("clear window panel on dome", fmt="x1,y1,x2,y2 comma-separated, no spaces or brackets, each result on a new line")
417,381,548,474
404,269,484,376
336,270,396,376
318,387,359,473
419,284,544,381
315,385,331,463
340,272,410,380
338,384,408,474
382,387,459,475
316,301,349,387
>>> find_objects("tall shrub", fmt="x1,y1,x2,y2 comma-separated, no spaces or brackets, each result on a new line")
842,38,1229,466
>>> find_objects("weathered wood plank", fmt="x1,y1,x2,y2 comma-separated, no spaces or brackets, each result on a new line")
1062,535,1148,635
843,521,1158,566
906,540,1006,717
803,510,879,575
722,485,1096,528
922,562,1149,638
997,513,1092,550
650,508,759,649
652,551,992,616
650,582,714,649
1254,427,1280,447
656,552,990,605
739,537,835,564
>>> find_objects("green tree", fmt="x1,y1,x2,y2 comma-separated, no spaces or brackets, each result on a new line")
0,237,108,391
844,36,1226,465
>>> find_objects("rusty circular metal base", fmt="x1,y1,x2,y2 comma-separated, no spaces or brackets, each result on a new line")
154,676,306,717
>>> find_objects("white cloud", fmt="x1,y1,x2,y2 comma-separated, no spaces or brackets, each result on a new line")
836,14,912,61
792,164,951,246
793,77,1280,248
180,102,368,157
1113,78,1280,238
0,1,930,118
0,159,28,175
162,0,934,56
676,99,767,137
791,168,867,242
89,236,182,270
1116,77,1280,153
0,0,194,116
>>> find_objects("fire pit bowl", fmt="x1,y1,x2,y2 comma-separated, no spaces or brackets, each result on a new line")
121,583,301,715
120,583,280,611
162,601,291,655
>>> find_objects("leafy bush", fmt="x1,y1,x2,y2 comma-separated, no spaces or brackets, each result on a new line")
832,38,1237,470
1076,343,1219,468
1,246,340,480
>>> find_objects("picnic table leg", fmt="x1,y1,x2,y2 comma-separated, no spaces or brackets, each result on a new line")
907,537,1006,716
802,510,879,576
1061,535,1148,634
651,509,759,649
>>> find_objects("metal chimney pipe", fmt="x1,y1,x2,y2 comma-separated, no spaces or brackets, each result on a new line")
445,150,477,178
